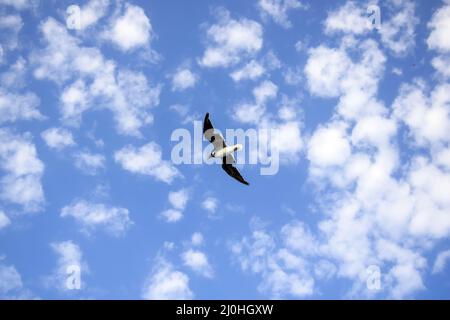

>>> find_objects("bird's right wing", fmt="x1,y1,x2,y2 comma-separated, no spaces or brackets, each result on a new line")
203,112,227,152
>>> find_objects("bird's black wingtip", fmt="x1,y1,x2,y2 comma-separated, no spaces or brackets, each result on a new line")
205,112,210,119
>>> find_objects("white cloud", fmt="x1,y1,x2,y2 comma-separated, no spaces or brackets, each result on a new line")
50,241,88,291
230,60,265,82
253,80,278,105
0,0,33,10
0,210,11,229
41,127,75,150
0,129,45,212
142,258,193,300
431,55,450,78
181,249,214,278
304,45,351,98
77,0,110,30
427,2,450,53
304,39,386,120
0,59,42,123
232,80,277,124
231,221,315,298
0,89,42,124
0,14,23,51
61,200,133,236
191,232,204,246
201,197,218,214
160,189,190,223
0,263,22,297
432,250,450,274
104,4,152,51
168,189,189,210
378,0,418,56
307,123,351,167
324,1,368,35
393,82,450,147
199,10,263,68
172,68,198,91
324,0,418,55
160,209,183,223
257,0,305,28
115,142,180,184
73,151,105,175
33,18,161,136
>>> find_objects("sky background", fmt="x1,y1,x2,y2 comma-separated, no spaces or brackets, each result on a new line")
1,0,450,299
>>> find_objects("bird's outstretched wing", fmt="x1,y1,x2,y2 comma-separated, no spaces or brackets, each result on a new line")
203,112,227,152
222,157,249,185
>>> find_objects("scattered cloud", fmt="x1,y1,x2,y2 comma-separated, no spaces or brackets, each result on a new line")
432,250,450,274
103,4,152,51
48,241,88,291
257,0,306,28
199,9,263,68
201,196,218,215
41,127,75,150
181,249,214,278
0,129,45,212
114,142,180,184
142,258,193,299
32,18,161,136
172,68,198,91
61,200,133,236
73,151,106,175
0,210,11,230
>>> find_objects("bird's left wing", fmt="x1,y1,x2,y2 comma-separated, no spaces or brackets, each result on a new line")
222,158,249,185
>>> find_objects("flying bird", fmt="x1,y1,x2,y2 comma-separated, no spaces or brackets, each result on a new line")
203,113,249,186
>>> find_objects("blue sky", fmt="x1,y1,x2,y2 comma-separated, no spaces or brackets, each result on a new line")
1,0,450,299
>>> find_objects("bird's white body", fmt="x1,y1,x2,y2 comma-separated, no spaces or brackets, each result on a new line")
212,144,243,158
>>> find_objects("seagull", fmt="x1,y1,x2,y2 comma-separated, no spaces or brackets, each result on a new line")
203,113,249,186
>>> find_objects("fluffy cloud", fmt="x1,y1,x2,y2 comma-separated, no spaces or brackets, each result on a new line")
324,0,418,55
257,0,305,28
172,68,198,91
41,127,75,150
427,2,450,52
0,210,11,229
181,249,214,278
0,0,33,10
73,151,105,175
49,241,88,291
324,1,368,35
61,200,133,236
432,250,450,274
199,10,263,68
32,18,161,136
114,142,180,184
230,60,265,82
0,59,42,123
201,197,218,215
0,14,22,52
160,189,190,223
0,129,44,212
304,39,386,120
168,189,189,210
104,4,152,51
160,209,183,223
76,0,110,30
0,263,23,298
231,221,316,298
307,123,351,167
142,258,193,300
191,232,204,246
